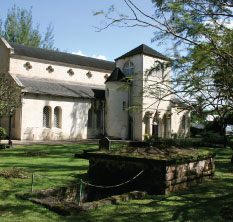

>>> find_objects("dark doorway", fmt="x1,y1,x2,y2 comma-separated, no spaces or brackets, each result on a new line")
152,118,159,137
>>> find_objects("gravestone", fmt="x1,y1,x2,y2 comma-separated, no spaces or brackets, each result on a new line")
99,137,111,151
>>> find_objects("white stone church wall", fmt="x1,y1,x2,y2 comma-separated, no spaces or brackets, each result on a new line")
105,82,129,139
116,55,144,141
142,55,172,138
9,55,111,87
20,94,93,140
171,108,190,138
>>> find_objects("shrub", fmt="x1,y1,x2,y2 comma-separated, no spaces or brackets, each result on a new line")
178,138,194,147
190,127,204,137
0,127,7,140
204,136,225,145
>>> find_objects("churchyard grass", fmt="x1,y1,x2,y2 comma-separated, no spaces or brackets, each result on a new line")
0,143,233,222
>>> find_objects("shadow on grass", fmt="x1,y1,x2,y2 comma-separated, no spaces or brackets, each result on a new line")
1,145,233,222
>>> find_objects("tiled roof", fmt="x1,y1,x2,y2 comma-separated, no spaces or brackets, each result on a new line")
105,67,128,83
115,44,168,60
16,75,105,99
9,42,115,71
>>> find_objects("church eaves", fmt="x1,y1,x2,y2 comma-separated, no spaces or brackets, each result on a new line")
9,42,115,71
115,44,168,61
16,75,105,99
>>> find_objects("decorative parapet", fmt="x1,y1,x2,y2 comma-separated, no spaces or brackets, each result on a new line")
46,65,54,73
24,62,32,70
67,69,74,75
86,71,92,78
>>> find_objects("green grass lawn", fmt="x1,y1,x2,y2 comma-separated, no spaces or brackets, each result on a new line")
0,143,233,222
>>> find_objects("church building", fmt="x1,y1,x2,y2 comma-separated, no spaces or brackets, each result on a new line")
0,37,190,141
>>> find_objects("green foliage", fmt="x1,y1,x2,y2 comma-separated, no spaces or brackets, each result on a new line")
0,5,55,49
144,134,227,148
97,1,233,140
0,6,55,117
0,126,7,140
0,74,21,117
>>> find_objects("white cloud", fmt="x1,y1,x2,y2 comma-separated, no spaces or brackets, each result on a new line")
91,54,107,60
72,50,86,56
72,51,107,60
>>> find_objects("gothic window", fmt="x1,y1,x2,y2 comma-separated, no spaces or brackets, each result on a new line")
123,61,135,76
43,106,51,128
182,115,186,130
123,101,126,110
96,110,102,128
54,107,62,128
88,109,93,128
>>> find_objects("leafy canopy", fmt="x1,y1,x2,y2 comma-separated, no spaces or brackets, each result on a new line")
0,5,55,49
96,0,233,115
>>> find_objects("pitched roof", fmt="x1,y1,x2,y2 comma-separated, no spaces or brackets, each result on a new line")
115,44,168,60
16,75,105,99
9,42,115,71
105,67,128,83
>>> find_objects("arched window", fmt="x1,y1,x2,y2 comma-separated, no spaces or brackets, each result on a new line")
123,61,135,76
88,109,93,128
152,118,159,137
43,106,51,128
54,106,62,128
96,110,102,129
182,115,186,130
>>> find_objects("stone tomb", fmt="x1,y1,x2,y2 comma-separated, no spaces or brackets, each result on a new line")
76,147,215,195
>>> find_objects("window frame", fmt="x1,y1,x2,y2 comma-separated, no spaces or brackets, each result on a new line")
43,106,52,128
53,106,62,128
123,61,135,77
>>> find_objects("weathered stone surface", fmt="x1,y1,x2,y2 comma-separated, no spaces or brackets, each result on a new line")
17,188,147,215
99,137,111,151
76,147,215,195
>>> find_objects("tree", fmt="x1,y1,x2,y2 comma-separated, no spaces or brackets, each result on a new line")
0,6,57,119
95,0,233,147
0,74,21,118
0,5,55,49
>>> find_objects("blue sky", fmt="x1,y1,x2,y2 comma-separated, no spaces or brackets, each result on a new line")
0,0,169,61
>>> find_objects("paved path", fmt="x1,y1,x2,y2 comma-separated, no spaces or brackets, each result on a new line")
0,139,130,146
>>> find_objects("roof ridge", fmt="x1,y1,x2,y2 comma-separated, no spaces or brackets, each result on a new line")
115,44,168,61
9,42,115,71
9,42,113,63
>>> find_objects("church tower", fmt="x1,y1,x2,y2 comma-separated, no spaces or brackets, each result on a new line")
114,44,171,141
105,67,129,139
